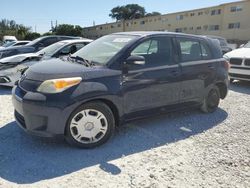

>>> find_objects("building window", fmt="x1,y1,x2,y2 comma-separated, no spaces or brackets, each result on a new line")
176,15,184,20
189,27,194,30
190,13,195,16
198,12,203,16
230,6,242,12
162,18,168,22
140,20,145,25
228,22,240,29
134,21,137,24
111,25,114,28
203,25,208,31
117,24,121,27
209,25,220,31
175,28,182,32
211,9,221,15
196,26,202,30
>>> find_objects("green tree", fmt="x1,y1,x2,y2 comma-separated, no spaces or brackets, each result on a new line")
109,4,146,21
145,12,161,17
0,19,31,40
25,32,41,40
52,24,83,36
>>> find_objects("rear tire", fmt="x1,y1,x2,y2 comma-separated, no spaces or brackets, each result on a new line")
200,86,220,113
65,101,115,148
230,78,234,83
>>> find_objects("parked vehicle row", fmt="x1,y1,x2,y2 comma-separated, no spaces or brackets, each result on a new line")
11,32,229,148
0,39,92,86
0,35,82,60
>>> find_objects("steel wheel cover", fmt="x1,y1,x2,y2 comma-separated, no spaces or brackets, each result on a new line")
69,109,108,144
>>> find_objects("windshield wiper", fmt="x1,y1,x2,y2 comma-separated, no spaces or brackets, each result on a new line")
68,56,95,67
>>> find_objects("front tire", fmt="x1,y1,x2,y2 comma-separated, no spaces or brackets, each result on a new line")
200,86,220,113
65,101,115,148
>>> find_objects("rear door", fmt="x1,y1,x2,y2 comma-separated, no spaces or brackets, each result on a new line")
176,37,216,104
122,36,181,115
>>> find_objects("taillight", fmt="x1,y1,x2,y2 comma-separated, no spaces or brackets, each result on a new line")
223,60,230,71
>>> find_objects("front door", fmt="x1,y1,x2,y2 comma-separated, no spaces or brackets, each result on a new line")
121,36,181,115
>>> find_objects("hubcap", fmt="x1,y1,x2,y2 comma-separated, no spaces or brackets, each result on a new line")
70,109,108,144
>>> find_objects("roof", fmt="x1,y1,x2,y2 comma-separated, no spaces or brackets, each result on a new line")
59,38,93,43
113,31,209,39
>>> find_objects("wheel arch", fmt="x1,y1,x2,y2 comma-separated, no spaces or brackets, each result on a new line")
64,98,121,135
215,82,228,99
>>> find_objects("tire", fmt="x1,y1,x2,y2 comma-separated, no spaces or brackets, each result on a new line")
65,101,115,148
200,86,220,113
230,78,234,83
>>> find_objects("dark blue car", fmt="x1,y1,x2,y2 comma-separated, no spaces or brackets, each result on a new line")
12,32,229,148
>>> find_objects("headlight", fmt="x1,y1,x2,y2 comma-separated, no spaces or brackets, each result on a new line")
37,77,82,93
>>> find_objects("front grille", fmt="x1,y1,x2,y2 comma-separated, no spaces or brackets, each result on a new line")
230,58,243,65
245,59,250,66
229,73,250,80
15,110,26,129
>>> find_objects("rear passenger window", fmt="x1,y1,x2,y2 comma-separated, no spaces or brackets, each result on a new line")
177,38,212,62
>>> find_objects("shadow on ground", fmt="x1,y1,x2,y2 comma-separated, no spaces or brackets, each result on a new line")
230,81,250,95
0,108,228,184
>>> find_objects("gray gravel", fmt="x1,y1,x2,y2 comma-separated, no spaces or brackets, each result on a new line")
0,82,249,188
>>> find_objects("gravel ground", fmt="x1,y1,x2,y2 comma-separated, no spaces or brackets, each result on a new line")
0,82,249,188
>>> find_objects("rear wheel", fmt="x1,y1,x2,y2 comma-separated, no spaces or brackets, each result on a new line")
65,102,115,148
200,86,220,113
230,78,234,83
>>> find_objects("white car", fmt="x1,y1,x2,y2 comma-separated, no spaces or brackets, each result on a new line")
0,39,92,86
224,41,250,82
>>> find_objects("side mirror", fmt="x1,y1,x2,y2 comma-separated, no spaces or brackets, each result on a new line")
126,55,145,66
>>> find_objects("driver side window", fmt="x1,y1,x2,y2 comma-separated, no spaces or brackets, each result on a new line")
131,40,158,55
130,37,173,69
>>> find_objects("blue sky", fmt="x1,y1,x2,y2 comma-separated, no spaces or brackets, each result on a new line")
1,0,236,33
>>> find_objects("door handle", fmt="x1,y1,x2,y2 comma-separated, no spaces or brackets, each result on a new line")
208,65,215,69
171,70,179,77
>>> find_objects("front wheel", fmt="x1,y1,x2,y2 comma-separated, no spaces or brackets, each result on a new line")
200,86,220,113
65,101,115,148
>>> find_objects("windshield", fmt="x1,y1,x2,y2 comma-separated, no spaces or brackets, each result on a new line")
72,34,138,65
244,41,250,48
38,42,66,56
2,41,16,47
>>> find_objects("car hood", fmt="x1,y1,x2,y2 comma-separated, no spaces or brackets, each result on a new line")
24,58,121,82
0,53,39,64
224,48,250,58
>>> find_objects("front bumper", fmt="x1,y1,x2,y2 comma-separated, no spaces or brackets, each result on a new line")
12,85,78,137
229,67,250,81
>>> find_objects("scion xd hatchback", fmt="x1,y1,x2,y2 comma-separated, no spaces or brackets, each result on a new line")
12,32,229,148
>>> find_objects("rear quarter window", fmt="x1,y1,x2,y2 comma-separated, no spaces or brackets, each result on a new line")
177,38,212,62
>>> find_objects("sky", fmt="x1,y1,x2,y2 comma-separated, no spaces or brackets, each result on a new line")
1,0,238,33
